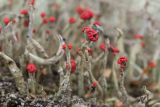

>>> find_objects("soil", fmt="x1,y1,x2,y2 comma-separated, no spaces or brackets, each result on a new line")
0,67,105,107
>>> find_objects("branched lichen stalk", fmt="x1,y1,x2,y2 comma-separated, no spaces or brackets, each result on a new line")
85,50,104,98
101,50,108,99
31,39,49,58
25,49,64,65
25,35,65,65
55,51,72,104
92,52,104,63
119,71,129,107
112,60,119,93
78,52,85,97
27,5,34,40
0,52,26,94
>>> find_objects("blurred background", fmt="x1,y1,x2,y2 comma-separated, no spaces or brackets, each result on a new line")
1,0,160,32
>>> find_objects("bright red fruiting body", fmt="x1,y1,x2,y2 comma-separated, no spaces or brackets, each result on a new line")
117,56,128,64
99,43,106,51
134,34,144,39
141,42,145,48
42,18,48,24
76,5,84,15
66,59,76,73
12,19,16,24
84,86,90,90
91,81,97,87
32,29,36,33
3,17,10,25
76,48,81,54
80,9,94,21
117,56,128,70
20,9,28,15
45,30,50,34
0,26,2,33
71,59,76,73
62,44,67,49
23,20,29,27
30,0,35,5
49,16,56,23
148,61,156,68
67,43,72,50
69,17,76,24
87,48,93,55
110,46,119,54
94,21,102,26
40,11,46,18
82,26,99,42
26,63,37,73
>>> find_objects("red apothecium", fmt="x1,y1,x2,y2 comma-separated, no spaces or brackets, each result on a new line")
20,9,28,15
68,17,76,24
76,5,84,15
99,43,106,51
91,81,97,87
80,9,94,21
148,61,156,68
26,63,37,73
82,26,99,42
67,43,73,50
40,11,46,18
117,56,128,70
3,17,10,25
133,34,144,39
49,16,56,23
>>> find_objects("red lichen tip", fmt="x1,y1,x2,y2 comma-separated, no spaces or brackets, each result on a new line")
109,46,119,54
0,26,2,33
82,26,99,42
20,9,28,15
49,16,56,23
76,5,84,15
76,48,81,54
66,59,76,73
62,43,67,49
99,43,106,51
91,81,97,87
42,18,48,24
32,29,36,33
68,17,76,24
148,61,156,69
67,43,73,50
87,48,93,55
3,17,10,25
133,34,144,40
29,0,35,6
12,18,16,24
141,42,145,48
26,63,37,73
45,30,50,34
80,8,94,21
71,59,76,73
117,56,128,65
117,56,128,70
93,21,102,26
40,11,46,18
23,20,29,27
